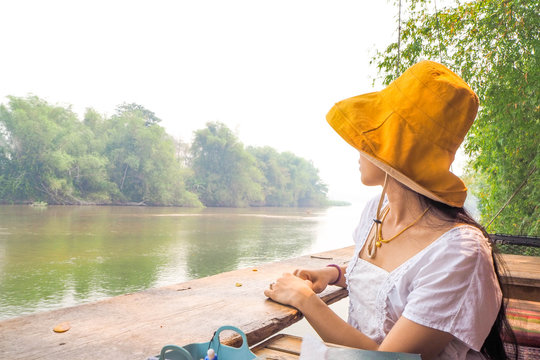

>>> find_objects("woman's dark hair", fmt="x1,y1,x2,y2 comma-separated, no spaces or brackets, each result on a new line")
416,193,519,360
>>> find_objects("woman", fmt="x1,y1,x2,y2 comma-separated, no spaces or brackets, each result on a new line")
264,61,516,360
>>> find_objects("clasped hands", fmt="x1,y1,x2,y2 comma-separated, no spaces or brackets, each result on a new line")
264,267,338,311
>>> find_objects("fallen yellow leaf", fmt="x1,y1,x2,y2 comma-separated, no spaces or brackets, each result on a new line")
235,282,242,287
53,322,71,333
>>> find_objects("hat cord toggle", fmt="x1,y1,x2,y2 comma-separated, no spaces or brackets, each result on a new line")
367,174,389,258
367,173,430,258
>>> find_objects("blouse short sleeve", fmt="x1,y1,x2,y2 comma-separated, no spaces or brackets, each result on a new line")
401,226,502,351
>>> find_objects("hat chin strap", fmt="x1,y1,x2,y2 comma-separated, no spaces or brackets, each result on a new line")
367,173,389,258
376,172,389,222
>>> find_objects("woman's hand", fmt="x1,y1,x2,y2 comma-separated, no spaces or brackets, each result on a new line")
293,267,342,293
264,273,316,310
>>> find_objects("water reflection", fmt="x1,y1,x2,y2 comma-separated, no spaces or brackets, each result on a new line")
0,204,361,320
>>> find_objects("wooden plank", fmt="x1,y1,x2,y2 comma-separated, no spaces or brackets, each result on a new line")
502,254,540,287
265,335,303,355
251,334,349,358
251,347,299,360
501,254,540,301
251,333,302,356
0,247,352,360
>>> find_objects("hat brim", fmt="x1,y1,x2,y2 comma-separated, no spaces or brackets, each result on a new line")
359,152,462,207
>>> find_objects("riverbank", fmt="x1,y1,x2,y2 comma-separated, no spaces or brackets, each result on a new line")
1,200,351,207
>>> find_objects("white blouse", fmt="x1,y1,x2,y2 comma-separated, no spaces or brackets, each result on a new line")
345,196,502,360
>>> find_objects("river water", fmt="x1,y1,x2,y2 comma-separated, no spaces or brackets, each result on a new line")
0,204,364,320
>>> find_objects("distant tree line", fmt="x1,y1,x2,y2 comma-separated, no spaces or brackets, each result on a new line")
0,96,328,207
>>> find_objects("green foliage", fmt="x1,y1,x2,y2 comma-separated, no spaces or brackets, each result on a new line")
247,146,291,206
115,103,161,127
372,0,539,236
0,96,113,204
495,244,540,257
190,122,264,207
189,123,328,207
101,104,202,206
0,97,200,206
0,98,327,207
248,146,329,207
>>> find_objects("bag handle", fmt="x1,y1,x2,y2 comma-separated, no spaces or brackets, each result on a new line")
160,344,193,360
209,325,250,351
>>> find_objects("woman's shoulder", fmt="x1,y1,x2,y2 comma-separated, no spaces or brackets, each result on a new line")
400,224,501,353
438,224,491,253
400,225,499,298
415,224,494,272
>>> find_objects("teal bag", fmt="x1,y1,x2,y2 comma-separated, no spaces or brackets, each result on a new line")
154,325,257,360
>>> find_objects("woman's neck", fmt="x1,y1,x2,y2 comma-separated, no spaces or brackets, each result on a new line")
383,177,427,227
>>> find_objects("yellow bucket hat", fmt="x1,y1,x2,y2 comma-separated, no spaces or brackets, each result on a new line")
326,60,479,208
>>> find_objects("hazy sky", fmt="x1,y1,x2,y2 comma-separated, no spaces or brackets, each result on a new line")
1,1,463,204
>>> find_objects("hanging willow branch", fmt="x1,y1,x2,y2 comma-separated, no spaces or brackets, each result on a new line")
486,165,537,230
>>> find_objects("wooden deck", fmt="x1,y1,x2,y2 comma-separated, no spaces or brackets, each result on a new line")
0,246,538,359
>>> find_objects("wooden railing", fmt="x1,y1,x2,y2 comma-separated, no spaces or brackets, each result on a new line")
0,247,351,359
491,233,540,248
